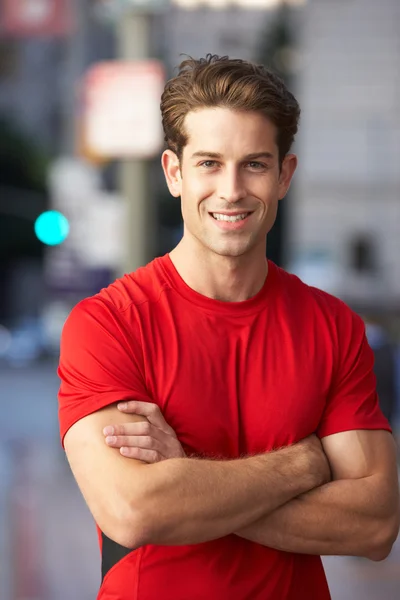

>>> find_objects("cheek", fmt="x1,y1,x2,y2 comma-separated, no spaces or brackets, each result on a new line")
247,174,275,197
182,177,214,209
180,184,200,223
262,200,279,231
260,182,280,206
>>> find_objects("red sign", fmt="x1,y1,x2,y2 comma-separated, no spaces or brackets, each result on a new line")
0,0,71,38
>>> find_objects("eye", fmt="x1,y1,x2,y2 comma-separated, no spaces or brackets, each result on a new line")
199,160,218,168
247,161,267,170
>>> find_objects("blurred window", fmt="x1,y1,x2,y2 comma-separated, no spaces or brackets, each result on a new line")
350,234,376,273
0,41,19,78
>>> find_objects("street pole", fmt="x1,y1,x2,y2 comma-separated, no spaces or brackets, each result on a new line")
63,0,87,155
117,11,153,275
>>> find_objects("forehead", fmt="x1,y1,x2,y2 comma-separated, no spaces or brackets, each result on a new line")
183,107,278,157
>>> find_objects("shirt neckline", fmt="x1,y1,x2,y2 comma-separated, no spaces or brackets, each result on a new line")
157,253,277,316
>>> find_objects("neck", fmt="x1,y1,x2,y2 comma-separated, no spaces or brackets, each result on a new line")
169,237,268,302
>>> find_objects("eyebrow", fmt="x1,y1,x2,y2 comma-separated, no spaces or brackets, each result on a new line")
190,151,275,161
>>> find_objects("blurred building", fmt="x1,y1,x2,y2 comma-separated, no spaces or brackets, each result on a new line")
0,1,115,153
0,0,303,332
0,0,115,323
1,0,399,321
163,4,276,65
291,0,400,313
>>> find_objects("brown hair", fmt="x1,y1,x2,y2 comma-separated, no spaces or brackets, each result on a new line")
161,54,300,166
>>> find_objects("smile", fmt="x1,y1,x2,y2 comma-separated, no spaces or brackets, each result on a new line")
209,211,253,230
211,212,251,222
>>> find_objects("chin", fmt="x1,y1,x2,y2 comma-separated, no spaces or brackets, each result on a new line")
208,242,255,258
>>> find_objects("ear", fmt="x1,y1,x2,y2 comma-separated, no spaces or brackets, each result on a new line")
161,150,182,198
278,154,298,200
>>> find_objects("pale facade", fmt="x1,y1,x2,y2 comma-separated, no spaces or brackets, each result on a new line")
290,0,400,309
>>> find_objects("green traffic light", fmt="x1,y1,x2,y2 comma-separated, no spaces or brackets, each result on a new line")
34,211,70,246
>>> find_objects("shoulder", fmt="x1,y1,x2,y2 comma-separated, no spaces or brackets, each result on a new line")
62,256,172,343
97,255,172,313
273,263,364,337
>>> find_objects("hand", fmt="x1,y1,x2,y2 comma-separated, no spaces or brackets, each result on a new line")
297,434,332,487
103,400,186,463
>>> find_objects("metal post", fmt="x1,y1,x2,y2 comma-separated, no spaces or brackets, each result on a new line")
117,11,153,275
62,0,87,155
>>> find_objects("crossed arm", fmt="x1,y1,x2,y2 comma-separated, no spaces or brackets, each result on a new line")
64,403,330,548
64,402,400,561
235,429,399,560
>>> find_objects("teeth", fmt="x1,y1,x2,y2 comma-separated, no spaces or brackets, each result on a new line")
212,213,249,222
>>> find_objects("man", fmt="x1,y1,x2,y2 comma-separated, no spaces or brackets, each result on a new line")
58,55,399,600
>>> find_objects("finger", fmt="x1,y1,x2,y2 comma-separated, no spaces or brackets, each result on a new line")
119,447,164,463
103,421,167,443
117,401,176,436
103,422,149,437
105,434,160,451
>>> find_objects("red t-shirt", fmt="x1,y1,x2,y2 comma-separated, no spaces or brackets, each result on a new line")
58,255,390,600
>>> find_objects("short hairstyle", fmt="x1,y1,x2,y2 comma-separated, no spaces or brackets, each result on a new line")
160,54,300,166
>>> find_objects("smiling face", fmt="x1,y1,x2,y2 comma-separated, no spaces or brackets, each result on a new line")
162,107,297,260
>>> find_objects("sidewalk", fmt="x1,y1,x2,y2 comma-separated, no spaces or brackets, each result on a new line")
0,443,99,600
39,456,100,600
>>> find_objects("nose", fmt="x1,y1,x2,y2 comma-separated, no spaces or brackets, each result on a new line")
217,167,246,203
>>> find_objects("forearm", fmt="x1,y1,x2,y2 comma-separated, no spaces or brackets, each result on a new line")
236,474,398,559
133,442,328,547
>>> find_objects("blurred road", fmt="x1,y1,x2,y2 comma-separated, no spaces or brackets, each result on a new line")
0,362,399,600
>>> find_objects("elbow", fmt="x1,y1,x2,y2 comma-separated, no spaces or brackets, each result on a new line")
97,483,155,550
366,511,400,562
100,504,153,550
100,461,179,548
112,509,152,550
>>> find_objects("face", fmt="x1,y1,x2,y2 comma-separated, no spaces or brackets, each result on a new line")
162,107,297,259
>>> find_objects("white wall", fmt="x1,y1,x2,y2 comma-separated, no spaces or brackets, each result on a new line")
290,0,400,306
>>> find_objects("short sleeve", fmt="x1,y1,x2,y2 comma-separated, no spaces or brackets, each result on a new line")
317,308,391,439
58,296,151,446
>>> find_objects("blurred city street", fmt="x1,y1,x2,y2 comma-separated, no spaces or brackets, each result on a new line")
1,0,400,599
0,361,399,600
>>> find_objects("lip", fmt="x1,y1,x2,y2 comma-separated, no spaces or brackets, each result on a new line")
209,211,253,231
210,211,252,216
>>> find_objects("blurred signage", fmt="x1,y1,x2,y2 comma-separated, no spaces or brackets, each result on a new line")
81,60,165,159
73,193,125,268
45,157,125,294
0,0,71,38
